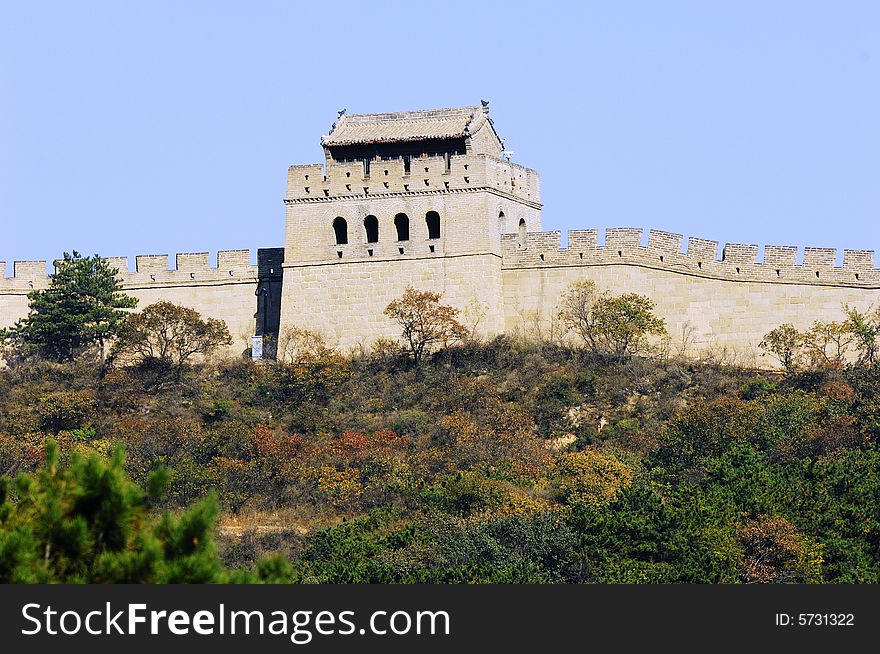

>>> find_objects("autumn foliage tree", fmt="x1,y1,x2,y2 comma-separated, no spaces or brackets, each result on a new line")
558,281,666,361
384,286,467,363
759,323,805,373
843,304,880,365
760,308,880,372
110,301,232,376
556,280,599,348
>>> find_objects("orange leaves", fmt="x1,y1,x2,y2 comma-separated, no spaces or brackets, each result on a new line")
329,429,410,460
440,399,549,476
252,424,304,460
384,286,468,363
212,456,250,472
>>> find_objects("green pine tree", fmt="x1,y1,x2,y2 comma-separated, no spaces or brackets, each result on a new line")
8,252,137,361
0,441,297,583
0,442,215,582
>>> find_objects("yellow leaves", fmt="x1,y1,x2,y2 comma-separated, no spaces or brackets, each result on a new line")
89,438,113,458
212,456,250,472
277,326,338,365
737,515,824,584
316,466,362,506
496,490,552,518
441,411,480,444
555,449,633,510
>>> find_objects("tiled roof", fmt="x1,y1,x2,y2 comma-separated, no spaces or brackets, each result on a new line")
322,106,483,146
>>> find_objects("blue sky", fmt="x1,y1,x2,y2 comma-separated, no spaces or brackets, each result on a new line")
1,1,878,268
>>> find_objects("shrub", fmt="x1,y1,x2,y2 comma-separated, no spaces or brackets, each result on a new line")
37,391,97,433
204,399,234,423
555,449,632,510
557,282,666,361
759,324,805,373
843,305,880,365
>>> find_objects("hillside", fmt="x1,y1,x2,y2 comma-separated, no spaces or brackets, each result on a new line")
2,336,879,583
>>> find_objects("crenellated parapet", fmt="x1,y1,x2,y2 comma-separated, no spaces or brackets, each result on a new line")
0,261,52,293
120,250,257,286
502,228,880,287
285,153,540,207
0,250,259,292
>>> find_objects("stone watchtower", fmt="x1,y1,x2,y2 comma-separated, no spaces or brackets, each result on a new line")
278,103,541,348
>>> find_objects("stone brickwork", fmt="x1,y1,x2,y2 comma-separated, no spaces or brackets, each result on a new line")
3,104,878,368
501,228,880,364
0,251,264,356
282,253,504,351
278,105,542,348
500,228,880,287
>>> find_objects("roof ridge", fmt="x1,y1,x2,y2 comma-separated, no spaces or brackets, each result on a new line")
342,106,479,122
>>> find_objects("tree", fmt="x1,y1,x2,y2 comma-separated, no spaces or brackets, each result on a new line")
277,325,336,364
5,252,136,361
843,305,880,366
802,319,853,368
110,301,232,376
759,324,805,373
0,441,295,583
558,283,666,361
384,286,467,363
591,293,666,361
736,515,823,584
556,280,599,351
0,441,222,583
559,282,666,361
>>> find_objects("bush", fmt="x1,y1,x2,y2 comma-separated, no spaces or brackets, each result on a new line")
760,324,805,372
37,391,97,433
557,282,666,361
555,449,632,510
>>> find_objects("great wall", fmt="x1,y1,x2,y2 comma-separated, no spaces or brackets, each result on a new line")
3,104,878,365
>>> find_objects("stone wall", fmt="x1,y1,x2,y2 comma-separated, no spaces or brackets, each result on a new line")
279,253,505,351
501,228,880,364
279,147,542,350
285,154,540,207
5,227,879,367
0,251,263,356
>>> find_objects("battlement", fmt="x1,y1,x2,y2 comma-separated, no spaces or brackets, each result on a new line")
285,153,540,206
501,228,880,287
0,249,260,292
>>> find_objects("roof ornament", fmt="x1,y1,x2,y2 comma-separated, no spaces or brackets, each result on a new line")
480,99,490,112
330,108,346,133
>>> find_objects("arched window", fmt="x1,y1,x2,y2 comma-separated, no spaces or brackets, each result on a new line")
426,211,441,239
364,215,379,243
394,213,410,241
518,218,526,247
498,210,506,233
333,217,348,245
